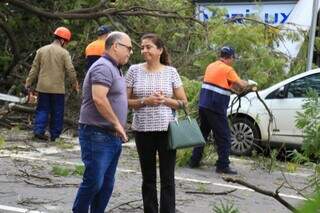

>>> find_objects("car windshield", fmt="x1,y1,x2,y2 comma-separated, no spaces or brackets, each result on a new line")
287,73,320,98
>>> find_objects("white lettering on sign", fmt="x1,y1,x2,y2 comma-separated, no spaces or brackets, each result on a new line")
197,2,296,25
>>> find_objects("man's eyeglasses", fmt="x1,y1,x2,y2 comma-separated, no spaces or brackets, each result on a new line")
116,42,132,52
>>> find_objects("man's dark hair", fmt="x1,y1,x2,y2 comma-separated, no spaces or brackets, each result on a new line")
220,46,235,59
97,25,111,36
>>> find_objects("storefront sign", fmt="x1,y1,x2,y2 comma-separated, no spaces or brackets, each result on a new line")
196,2,296,25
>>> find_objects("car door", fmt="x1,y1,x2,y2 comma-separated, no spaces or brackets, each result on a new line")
266,73,320,144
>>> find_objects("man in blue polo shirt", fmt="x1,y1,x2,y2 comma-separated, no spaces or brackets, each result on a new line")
72,31,133,212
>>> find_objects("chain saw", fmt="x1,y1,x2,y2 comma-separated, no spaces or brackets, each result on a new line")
0,92,37,104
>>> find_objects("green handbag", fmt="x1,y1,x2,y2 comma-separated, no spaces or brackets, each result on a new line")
168,104,206,150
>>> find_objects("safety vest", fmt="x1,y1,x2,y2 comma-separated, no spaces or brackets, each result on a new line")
199,60,240,115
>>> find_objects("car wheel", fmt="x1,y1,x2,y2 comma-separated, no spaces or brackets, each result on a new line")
230,117,260,156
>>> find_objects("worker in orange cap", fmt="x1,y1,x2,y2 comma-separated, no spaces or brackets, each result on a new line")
189,46,251,175
25,26,79,142
85,25,112,71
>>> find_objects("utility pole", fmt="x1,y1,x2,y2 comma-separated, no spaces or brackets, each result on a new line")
307,0,319,71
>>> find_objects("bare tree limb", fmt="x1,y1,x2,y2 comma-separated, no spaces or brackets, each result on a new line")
68,0,109,14
226,16,280,30
280,170,309,199
18,168,52,182
108,199,143,212
223,177,296,212
0,11,7,21
23,179,79,188
8,104,35,113
0,19,21,78
5,0,204,25
275,181,285,194
185,188,237,195
17,197,62,205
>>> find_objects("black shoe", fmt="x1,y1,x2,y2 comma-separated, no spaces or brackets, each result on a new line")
216,167,238,175
34,133,49,141
188,160,200,168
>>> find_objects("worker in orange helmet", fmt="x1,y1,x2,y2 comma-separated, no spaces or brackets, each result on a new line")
25,26,79,142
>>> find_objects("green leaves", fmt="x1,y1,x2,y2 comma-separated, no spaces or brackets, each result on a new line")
51,165,85,176
181,76,201,118
213,201,240,213
296,191,320,213
51,165,71,177
0,135,5,149
295,89,320,158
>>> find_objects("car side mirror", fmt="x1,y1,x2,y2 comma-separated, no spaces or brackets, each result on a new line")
277,86,286,98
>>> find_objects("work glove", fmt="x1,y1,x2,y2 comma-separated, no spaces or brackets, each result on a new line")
247,79,258,91
248,79,258,86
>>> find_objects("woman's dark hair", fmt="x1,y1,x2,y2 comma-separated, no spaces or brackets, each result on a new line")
141,33,171,65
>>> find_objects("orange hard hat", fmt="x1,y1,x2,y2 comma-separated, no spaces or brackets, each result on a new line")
54,27,71,41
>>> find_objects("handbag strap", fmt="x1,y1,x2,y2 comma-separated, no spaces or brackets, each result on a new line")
178,100,188,117
172,100,190,121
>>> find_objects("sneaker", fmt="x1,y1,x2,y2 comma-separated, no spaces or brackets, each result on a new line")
188,160,200,168
34,133,49,141
216,167,238,175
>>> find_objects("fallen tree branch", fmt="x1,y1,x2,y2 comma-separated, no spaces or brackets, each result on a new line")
108,199,143,212
280,170,308,199
223,177,296,212
4,146,35,152
8,103,35,113
0,119,12,128
18,169,52,182
0,109,9,116
0,103,77,129
17,197,62,206
185,188,237,195
23,179,79,188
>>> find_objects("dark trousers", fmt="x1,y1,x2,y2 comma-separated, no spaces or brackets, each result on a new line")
135,131,176,213
191,108,231,169
33,92,64,140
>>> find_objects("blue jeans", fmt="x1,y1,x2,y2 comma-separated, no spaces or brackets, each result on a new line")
33,92,64,139
72,124,122,213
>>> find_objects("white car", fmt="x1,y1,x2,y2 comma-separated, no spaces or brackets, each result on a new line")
228,68,320,155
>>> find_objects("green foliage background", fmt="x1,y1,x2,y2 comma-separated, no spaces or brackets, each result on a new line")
0,0,311,167
296,90,320,159
0,0,312,163
0,0,307,92
1,0,319,210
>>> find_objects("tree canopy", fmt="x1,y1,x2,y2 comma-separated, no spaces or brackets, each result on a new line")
1,0,306,87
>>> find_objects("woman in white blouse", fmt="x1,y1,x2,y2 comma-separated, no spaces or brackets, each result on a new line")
126,33,187,213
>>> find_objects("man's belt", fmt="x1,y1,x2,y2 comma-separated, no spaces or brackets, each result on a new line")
79,123,117,136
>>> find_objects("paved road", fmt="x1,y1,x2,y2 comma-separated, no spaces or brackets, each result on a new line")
0,130,313,213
